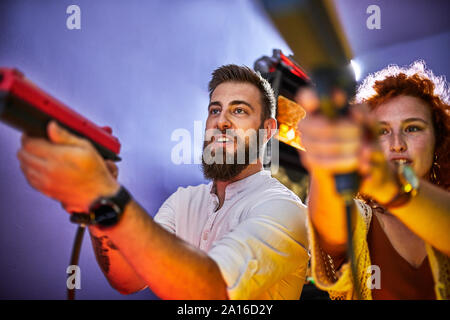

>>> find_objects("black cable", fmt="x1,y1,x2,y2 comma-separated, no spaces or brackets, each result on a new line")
335,172,362,300
67,225,86,300
344,200,363,300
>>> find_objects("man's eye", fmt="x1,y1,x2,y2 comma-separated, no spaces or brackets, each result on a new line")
210,109,220,115
234,108,246,114
405,125,422,133
378,128,389,136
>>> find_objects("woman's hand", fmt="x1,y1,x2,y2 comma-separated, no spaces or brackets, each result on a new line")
297,88,398,203
299,113,363,175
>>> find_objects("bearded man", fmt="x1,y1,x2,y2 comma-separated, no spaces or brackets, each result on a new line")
17,64,309,299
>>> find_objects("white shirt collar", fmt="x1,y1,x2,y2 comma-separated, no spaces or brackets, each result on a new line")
209,169,271,200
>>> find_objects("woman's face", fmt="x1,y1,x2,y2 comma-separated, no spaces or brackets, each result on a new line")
373,95,436,179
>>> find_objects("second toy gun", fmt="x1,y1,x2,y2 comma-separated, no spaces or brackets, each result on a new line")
254,49,311,150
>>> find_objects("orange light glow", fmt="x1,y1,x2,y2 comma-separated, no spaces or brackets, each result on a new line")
275,95,306,150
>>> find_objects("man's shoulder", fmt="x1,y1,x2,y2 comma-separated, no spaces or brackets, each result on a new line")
243,174,308,246
255,173,303,205
158,183,211,215
169,182,211,199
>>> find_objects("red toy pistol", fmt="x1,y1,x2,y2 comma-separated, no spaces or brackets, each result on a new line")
0,68,121,161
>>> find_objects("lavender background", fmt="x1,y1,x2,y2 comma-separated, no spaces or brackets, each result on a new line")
334,0,450,81
0,0,448,299
0,0,290,299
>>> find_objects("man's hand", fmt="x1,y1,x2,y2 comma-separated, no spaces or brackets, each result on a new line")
105,160,119,180
17,121,120,213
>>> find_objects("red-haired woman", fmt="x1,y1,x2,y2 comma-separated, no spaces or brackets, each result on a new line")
299,61,450,300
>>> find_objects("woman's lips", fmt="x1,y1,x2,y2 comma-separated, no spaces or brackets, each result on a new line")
389,158,413,165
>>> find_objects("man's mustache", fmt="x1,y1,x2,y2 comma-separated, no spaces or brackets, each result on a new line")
203,128,262,148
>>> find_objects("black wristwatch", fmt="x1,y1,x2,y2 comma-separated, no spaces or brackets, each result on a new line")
70,186,131,227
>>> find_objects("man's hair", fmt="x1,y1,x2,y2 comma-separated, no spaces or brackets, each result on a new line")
356,60,450,190
208,64,276,122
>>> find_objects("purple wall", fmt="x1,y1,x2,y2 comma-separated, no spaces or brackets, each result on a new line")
0,0,289,299
333,0,450,81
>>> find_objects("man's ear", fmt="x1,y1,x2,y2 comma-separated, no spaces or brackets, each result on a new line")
263,117,277,141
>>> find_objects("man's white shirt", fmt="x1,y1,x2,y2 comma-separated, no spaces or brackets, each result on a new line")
154,169,309,299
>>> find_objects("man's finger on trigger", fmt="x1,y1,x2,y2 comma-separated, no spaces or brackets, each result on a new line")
20,164,45,190
21,137,55,159
105,159,116,167
17,149,48,172
105,160,119,178
47,121,87,146
21,133,29,146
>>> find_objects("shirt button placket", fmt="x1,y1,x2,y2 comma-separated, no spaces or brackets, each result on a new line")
200,203,215,249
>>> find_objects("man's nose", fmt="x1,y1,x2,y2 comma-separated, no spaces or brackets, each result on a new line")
390,132,407,153
217,112,232,131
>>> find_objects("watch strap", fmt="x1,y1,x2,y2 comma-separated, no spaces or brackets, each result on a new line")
101,185,131,213
70,186,131,226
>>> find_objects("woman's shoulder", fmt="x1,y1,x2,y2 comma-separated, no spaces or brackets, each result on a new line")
354,198,373,231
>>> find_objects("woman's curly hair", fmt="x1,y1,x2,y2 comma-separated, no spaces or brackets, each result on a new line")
355,60,450,191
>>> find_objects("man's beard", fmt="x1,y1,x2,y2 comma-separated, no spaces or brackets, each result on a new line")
201,126,264,181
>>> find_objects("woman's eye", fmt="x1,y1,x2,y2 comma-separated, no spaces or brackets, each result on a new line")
405,125,422,133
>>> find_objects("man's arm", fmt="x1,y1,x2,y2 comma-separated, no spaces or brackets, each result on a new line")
92,200,229,299
17,121,228,299
80,160,148,294
88,226,148,294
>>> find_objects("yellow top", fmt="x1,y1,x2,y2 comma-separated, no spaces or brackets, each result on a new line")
307,200,450,300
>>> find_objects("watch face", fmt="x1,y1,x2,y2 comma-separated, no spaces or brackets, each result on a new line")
92,200,121,226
